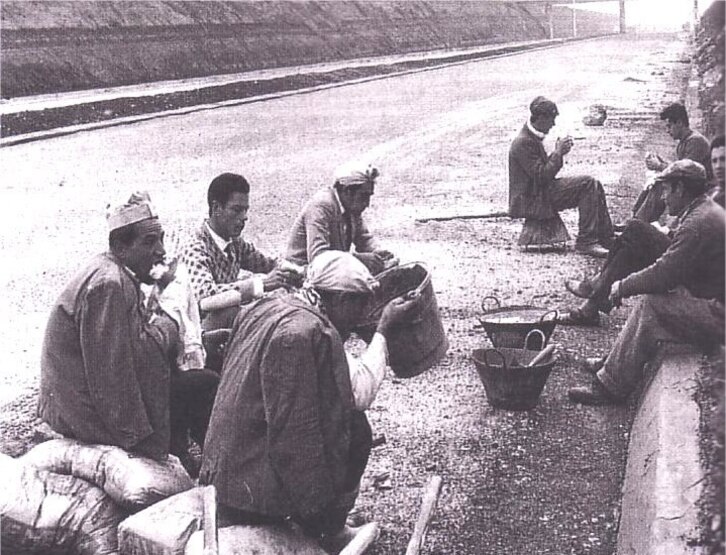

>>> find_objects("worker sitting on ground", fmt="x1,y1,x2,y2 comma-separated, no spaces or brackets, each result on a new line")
508,95,615,258
560,137,725,327
568,160,724,405
632,102,712,223
181,172,300,331
285,161,397,275
38,192,219,472
200,251,418,553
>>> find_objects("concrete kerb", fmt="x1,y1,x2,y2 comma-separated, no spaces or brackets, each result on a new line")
0,35,616,148
615,54,710,555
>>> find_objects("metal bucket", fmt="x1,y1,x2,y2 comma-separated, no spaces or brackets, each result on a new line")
477,295,558,348
471,330,556,411
356,262,448,378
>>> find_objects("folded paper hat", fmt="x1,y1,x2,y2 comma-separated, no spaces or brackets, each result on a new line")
655,159,707,185
107,191,158,231
334,160,379,188
306,250,379,293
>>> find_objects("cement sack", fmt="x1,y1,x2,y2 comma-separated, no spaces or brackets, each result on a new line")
184,524,326,555
22,438,192,509
118,487,204,555
0,452,126,554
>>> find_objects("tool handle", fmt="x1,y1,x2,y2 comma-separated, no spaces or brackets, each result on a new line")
405,476,443,555
339,522,379,555
202,485,218,555
527,344,556,367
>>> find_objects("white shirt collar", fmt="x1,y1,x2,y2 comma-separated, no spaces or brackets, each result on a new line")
205,221,232,253
333,187,347,215
526,119,547,140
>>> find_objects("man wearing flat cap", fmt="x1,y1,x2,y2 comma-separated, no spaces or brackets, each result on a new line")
285,161,397,275
201,251,417,552
509,96,614,258
38,192,219,469
568,160,725,405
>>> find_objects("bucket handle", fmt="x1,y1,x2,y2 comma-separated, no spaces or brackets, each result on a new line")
482,348,507,370
481,295,501,313
539,309,559,322
524,329,546,351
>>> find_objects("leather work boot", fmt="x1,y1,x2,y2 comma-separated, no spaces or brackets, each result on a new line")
568,379,623,406
557,307,600,327
565,277,595,299
582,356,606,375
575,243,609,258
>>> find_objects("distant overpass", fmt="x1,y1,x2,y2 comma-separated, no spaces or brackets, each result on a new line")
484,0,628,36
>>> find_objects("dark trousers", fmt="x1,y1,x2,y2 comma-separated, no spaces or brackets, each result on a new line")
218,412,373,538
590,219,671,313
632,181,666,223
169,369,220,456
549,175,614,246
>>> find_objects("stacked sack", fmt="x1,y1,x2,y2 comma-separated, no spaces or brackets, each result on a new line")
1,439,193,554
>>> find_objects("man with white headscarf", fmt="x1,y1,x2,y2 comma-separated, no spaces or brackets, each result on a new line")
285,161,397,274
200,251,417,552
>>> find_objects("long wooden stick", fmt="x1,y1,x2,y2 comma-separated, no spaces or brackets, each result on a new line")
415,211,509,223
202,485,219,555
339,522,380,555
405,476,443,555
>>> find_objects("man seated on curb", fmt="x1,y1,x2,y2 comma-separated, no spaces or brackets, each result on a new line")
285,161,397,275
181,173,299,331
707,135,725,206
508,96,615,258
38,192,219,472
568,160,724,405
560,137,725,327
632,102,712,223
200,251,417,553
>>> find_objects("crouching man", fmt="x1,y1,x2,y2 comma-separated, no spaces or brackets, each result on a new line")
38,193,219,467
200,251,417,552
568,160,725,405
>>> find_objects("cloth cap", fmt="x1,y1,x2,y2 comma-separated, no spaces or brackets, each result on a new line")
655,159,707,186
107,191,158,231
306,251,379,293
334,161,379,189
529,96,559,118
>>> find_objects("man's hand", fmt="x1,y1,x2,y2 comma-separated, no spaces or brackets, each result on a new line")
373,249,399,270
354,252,387,275
263,267,299,292
645,152,666,172
555,136,574,156
608,280,624,308
376,292,420,338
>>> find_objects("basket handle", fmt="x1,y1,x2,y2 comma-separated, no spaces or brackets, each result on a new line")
524,329,546,351
481,295,501,313
482,348,507,370
539,309,559,322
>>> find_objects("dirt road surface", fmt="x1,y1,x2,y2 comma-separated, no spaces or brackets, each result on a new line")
0,33,691,554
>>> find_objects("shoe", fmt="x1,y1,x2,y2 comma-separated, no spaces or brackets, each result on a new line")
565,278,595,299
557,308,600,327
568,378,623,406
575,243,609,258
583,356,606,374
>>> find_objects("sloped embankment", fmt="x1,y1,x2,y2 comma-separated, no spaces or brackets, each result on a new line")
1,0,617,98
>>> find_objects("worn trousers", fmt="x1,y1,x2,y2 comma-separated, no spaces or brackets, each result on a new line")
218,411,373,537
169,368,220,456
597,289,725,398
632,181,666,223
590,219,671,313
549,175,614,246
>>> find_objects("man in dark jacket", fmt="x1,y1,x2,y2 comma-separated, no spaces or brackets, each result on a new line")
200,251,416,552
568,160,725,405
508,96,614,258
39,193,219,466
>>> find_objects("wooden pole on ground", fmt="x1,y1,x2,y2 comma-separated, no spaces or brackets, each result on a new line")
415,211,509,223
405,476,443,555
339,522,380,555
